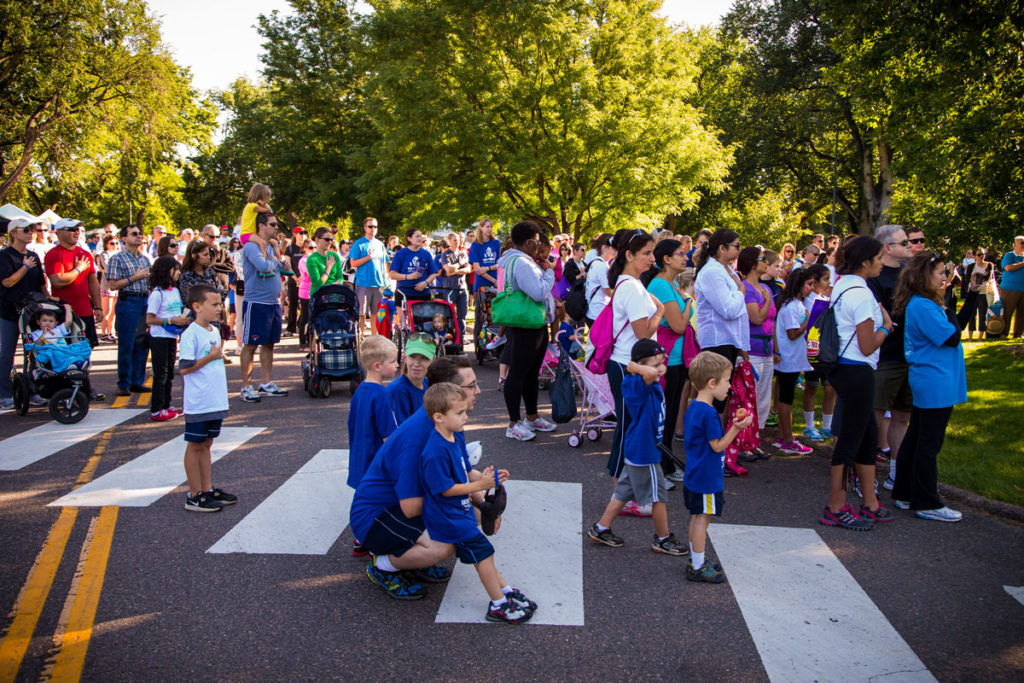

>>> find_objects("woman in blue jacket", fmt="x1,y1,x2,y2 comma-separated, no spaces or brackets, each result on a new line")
891,251,968,522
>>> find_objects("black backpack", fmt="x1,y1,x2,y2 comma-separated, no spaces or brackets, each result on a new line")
808,286,863,374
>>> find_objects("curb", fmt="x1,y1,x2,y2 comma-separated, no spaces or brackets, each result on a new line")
938,482,1024,525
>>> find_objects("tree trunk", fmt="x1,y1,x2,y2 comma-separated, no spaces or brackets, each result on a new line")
856,133,894,234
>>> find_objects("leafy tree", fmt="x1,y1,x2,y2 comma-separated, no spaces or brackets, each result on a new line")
358,0,729,238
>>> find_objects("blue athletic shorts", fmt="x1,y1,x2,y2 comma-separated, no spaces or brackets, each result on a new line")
683,486,724,517
241,300,282,347
361,505,427,557
184,418,223,443
453,532,495,565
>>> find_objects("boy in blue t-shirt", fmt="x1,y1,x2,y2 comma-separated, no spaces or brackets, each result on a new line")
388,335,435,424
682,351,752,583
587,339,688,556
347,335,400,555
420,382,537,624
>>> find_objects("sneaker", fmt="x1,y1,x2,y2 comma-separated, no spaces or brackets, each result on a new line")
765,411,779,427
859,503,895,523
239,385,262,403
819,504,873,531
686,559,726,583
116,387,131,396
485,600,532,624
819,427,833,440
129,384,152,393
588,523,624,547
352,540,369,557
89,391,106,402
851,474,879,499
505,422,535,441
497,377,506,390
665,469,685,483
620,501,653,517
208,488,237,505
802,426,825,441
915,506,963,523
505,587,538,613
665,479,676,491
774,439,813,455
29,394,46,407
651,533,689,557
150,409,176,422
366,561,425,601
525,416,556,432
882,476,896,491
738,451,758,463
892,499,910,510
752,447,771,461
184,492,223,513
403,564,452,584
258,381,288,397
485,335,507,351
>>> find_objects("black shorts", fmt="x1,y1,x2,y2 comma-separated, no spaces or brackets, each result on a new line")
360,505,426,557
683,486,724,517
776,371,801,405
804,368,830,386
453,532,495,564
184,418,223,443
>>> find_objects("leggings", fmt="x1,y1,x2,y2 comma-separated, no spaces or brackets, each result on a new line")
606,360,629,478
703,344,738,412
893,405,953,510
661,363,687,475
828,363,878,482
298,298,310,346
149,337,176,413
503,326,548,422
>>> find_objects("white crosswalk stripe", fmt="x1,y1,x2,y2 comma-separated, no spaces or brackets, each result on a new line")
710,524,935,682
208,449,353,555
0,409,146,471
48,428,264,507
435,480,585,626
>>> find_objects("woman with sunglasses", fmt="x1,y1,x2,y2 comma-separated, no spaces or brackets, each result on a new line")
0,219,48,410
307,227,344,298
389,227,440,329
781,243,797,273
156,235,179,259
693,229,748,413
957,246,995,340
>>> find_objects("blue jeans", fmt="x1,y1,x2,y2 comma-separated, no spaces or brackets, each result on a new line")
115,296,149,389
443,288,468,340
0,316,19,400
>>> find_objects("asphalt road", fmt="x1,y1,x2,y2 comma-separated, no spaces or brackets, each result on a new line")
1,336,1022,682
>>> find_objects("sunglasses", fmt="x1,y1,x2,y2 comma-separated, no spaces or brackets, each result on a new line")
888,239,910,247
127,231,141,237
407,332,438,346
169,242,179,247
909,237,925,245
266,222,279,228
728,242,741,249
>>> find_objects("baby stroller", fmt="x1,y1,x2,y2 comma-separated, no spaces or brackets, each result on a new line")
537,344,560,390
396,298,462,362
565,358,617,448
11,296,93,424
302,284,364,398
473,288,503,365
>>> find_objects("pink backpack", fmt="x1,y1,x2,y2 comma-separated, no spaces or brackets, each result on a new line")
586,280,630,374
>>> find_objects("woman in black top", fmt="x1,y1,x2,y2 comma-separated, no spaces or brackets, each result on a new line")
0,220,48,408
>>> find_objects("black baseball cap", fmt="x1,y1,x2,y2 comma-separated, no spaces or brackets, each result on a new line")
631,338,665,363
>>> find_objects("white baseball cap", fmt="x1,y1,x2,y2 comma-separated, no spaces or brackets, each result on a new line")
8,217,41,230
53,218,84,231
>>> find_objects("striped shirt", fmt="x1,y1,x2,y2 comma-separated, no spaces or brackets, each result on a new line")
106,248,151,295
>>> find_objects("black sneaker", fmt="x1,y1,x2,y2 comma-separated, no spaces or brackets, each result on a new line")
403,564,452,584
208,488,237,505
485,600,532,624
366,561,425,601
651,533,689,556
686,559,726,583
587,523,624,547
129,384,152,393
184,492,223,513
505,587,538,613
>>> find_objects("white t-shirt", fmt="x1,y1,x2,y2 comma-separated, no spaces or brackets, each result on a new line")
610,274,657,365
831,274,883,369
147,287,185,339
775,299,812,373
585,259,610,319
30,323,69,345
178,322,229,418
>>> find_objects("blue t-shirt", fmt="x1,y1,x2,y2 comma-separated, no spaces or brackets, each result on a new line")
646,277,685,365
1001,252,1024,292
346,382,397,488
388,374,427,424
468,240,501,291
683,400,725,494
351,237,387,288
421,429,478,544
390,247,437,294
904,295,968,409
349,408,466,541
556,321,576,356
621,374,664,466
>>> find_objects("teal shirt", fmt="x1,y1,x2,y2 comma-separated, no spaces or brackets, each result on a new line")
904,295,967,409
1000,252,1024,292
647,277,685,366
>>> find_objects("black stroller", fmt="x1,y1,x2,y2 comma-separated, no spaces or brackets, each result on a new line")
301,284,365,397
11,295,93,423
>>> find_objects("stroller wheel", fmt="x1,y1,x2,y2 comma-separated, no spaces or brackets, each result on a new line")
318,376,331,398
568,433,582,448
49,388,89,424
308,375,321,398
11,372,30,416
349,378,360,394
586,428,601,442
538,379,550,391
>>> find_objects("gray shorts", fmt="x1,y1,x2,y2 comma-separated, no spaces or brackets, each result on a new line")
355,285,383,317
613,463,668,507
874,362,913,412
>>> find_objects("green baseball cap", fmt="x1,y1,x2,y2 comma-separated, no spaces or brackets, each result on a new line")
404,336,437,360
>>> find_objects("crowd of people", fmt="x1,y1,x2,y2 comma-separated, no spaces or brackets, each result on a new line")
3,188,1021,614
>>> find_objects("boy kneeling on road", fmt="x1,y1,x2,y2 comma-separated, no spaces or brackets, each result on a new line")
421,382,538,624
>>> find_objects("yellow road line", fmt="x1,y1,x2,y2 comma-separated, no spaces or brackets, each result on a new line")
134,392,148,407
110,395,130,409
144,376,152,388
0,508,78,683
48,507,118,683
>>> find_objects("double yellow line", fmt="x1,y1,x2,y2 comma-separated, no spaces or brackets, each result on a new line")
0,431,119,683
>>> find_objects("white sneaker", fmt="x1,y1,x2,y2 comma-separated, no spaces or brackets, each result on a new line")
485,335,506,350
883,476,896,491
892,499,910,510
239,385,261,403
505,422,535,441
525,416,556,432
915,506,963,522
665,470,685,483
258,381,288,397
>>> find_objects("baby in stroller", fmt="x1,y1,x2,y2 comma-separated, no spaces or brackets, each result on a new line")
429,312,455,347
30,304,87,367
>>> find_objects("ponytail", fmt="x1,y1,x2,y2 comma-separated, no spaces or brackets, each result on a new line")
607,228,654,288
695,228,739,273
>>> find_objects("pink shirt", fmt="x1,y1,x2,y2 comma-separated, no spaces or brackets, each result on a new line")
298,255,311,300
